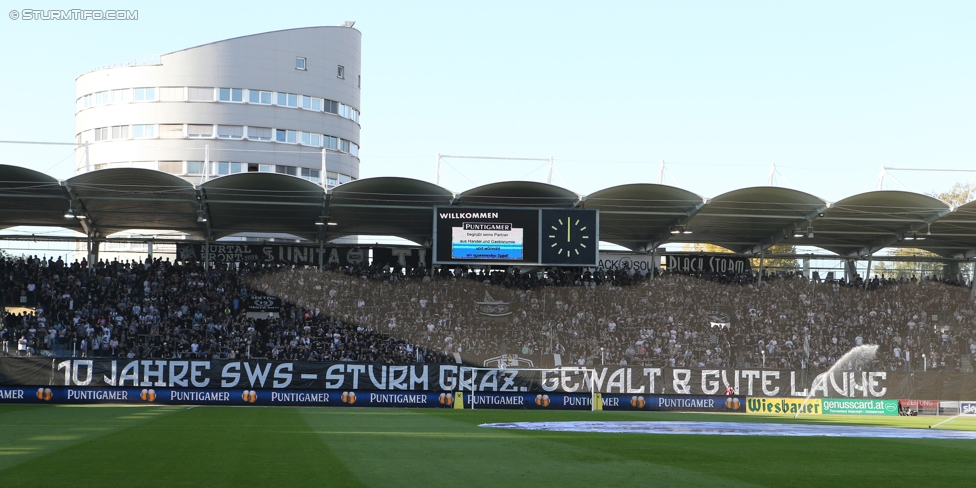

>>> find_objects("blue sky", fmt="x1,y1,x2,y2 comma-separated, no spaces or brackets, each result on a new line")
1,0,974,204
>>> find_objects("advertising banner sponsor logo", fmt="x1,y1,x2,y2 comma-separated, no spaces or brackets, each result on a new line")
622,395,745,412
746,397,821,415
0,388,28,401
960,402,976,416
899,399,939,410
822,399,898,415
0,387,751,412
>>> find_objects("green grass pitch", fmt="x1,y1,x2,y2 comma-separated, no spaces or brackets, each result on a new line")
1,405,974,487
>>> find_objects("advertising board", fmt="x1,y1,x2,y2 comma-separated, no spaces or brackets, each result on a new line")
821,399,898,415
746,397,821,415
960,401,976,416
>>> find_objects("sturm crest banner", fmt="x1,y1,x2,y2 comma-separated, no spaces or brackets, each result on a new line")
2,358,975,400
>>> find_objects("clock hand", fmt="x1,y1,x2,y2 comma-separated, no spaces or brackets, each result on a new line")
567,216,571,242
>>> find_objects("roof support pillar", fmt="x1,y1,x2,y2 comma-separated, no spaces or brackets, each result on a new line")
87,233,99,275
203,236,210,272
845,260,858,283
864,256,873,290
758,251,765,285
971,268,976,299
649,248,657,280
944,261,960,282
319,238,325,270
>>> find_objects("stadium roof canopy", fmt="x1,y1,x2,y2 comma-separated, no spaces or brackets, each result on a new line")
1,164,975,259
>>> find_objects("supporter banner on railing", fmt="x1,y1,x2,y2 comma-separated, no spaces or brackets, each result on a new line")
665,254,752,274
597,253,659,273
175,243,428,268
0,385,746,412
5,358,976,399
176,243,366,266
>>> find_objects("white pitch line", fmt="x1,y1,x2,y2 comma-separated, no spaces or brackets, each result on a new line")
930,415,959,429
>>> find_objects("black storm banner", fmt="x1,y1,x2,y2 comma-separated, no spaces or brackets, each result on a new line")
2,358,973,400
665,254,752,274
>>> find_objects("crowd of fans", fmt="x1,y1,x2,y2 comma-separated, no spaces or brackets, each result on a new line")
0,256,445,364
2,254,975,374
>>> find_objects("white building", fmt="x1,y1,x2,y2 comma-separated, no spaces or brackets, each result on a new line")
72,25,362,257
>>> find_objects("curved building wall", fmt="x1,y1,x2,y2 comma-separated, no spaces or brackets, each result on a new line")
74,26,361,186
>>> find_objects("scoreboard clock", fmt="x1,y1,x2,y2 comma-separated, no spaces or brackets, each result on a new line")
540,209,598,266
432,207,598,266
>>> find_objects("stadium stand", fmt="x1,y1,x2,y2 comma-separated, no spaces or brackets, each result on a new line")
2,256,973,374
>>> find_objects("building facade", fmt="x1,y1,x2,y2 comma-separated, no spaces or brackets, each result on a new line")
74,25,361,188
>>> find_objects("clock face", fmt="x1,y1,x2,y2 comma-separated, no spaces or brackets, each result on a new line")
541,209,598,265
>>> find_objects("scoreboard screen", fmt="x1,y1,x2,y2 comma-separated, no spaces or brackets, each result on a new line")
434,207,539,264
433,207,599,266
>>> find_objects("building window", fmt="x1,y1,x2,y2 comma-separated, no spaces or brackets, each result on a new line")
275,165,297,176
186,161,205,175
275,129,297,143
276,92,298,107
159,124,184,139
248,90,272,104
296,57,306,70
94,127,109,141
324,135,338,150
338,174,353,184
159,87,185,102
218,88,244,102
111,125,129,139
339,139,350,153
324,100,339,114
188,87,213,102
216,125,244,139
300,168,320,183
300,96,322,111
132,124,155,138
246,126,271,141
158,161,183,174
213,162,243,175
337,65,344,79
187,124,214,138
133,87,156,102
112,89,130,103
94,91,110,105
349,141,359,157
309,133,321,147
258,164,273,173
